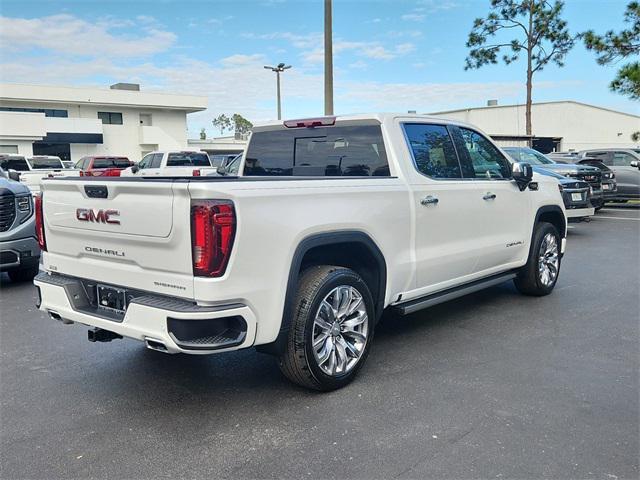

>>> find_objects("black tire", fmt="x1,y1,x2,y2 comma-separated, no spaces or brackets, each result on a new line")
514,222,561,296
278,265,375,391
595,206,603,212
7,264,39,283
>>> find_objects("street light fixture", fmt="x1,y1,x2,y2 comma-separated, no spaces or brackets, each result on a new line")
264,63,292,120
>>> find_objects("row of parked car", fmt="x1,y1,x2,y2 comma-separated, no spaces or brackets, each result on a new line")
504,147,639,221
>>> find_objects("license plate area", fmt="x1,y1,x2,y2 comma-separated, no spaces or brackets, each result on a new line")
96,284,128,315
571,193,583,201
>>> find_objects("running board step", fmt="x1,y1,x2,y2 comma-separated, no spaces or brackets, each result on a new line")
394,271,518,316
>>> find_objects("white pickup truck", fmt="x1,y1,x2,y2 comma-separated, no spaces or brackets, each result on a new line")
0,154,80,195
121,150,217,177
34,114,567,390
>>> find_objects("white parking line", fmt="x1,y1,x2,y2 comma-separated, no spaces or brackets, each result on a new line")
595,216,640,221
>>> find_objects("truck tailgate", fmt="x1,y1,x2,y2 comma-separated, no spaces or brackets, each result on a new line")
41,179,196,299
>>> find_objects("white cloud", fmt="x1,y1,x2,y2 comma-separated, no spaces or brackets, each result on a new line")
349,60,369,69
220,54,266,66
401,13,426,22
417,0,460,12
0,14,175,57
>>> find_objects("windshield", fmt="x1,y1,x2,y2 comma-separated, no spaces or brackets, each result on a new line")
28,157,63,169
0,157,30,171
504,147,554,165
166,152,211,167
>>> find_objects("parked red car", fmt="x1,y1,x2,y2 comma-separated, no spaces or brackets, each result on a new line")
75,156,133,177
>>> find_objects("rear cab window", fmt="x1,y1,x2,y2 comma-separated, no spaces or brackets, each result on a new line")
0,157,30,171
166,152,211,167
28,157,64,169
244,124,390,177
92,158,131,169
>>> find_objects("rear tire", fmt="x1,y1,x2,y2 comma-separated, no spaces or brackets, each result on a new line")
278,265,375,391
514,222,561,296
8,264,39,283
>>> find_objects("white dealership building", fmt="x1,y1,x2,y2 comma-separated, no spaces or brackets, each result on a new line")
431,100,640,153
0,83,207,162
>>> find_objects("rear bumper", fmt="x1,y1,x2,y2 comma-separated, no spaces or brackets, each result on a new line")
566,206,595,220
34,272,257,354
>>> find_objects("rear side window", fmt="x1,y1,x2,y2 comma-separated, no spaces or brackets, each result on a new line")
244,125,389,177
458,128,511,179
403,124,462,179
166,152,211,167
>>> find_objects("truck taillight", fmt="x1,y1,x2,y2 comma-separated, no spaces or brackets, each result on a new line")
192,169,201,177
79,171,84,177
191,200,235,277
35,194,46,251
104,169,121,177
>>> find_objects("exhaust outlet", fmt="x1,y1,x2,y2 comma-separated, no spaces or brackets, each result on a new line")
145,338,169,353
48,311,73,324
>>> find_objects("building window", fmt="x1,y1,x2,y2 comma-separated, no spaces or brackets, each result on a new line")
0,145,19,154
0,107,68,117
98,112,123,125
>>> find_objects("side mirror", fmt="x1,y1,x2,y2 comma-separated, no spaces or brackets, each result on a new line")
512,162,533,191
630,160,639,169
131,165,140,174
8,169,20,182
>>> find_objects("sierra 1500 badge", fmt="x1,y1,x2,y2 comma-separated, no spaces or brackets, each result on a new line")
76,208,120,225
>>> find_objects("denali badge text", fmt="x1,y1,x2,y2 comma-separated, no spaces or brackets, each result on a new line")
85,246,125,257
76,208,120,225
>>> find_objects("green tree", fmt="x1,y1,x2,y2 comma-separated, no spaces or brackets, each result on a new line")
212,114,231,136
232,114,253,137
465,0,575,136
199,127,207,140
583,1,640,101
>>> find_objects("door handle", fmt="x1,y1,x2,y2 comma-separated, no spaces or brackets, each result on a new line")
421,195,439,206
483,192,497,201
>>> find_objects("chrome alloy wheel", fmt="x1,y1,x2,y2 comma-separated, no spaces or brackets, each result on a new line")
538,232,559,287
311,285,369,377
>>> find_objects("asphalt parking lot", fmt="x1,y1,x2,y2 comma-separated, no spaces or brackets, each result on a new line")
1,207,638,480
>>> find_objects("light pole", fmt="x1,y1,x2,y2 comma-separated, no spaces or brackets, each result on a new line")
324,0,334,116
264,63,292,120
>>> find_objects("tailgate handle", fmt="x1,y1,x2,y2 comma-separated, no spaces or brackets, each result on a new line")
85,185,108,199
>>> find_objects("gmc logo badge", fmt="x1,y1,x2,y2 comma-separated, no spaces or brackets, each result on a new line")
76,208,120,225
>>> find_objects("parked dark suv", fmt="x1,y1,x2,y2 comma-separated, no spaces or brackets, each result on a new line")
503,147,606,209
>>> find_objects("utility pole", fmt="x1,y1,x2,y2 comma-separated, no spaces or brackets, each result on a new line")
264,63,292,120
324,0,334,115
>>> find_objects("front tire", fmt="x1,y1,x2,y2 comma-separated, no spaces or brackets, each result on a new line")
278,266,375,391
514,222,561,296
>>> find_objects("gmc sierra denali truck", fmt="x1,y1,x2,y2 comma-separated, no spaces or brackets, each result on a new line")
34,114,567,391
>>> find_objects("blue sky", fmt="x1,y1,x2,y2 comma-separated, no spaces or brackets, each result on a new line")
1,0,637,137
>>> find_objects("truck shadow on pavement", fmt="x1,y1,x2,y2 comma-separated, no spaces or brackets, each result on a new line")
72,283,524,405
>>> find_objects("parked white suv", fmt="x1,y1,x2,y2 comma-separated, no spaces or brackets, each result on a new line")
34,114,567,390
121,150,216,177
